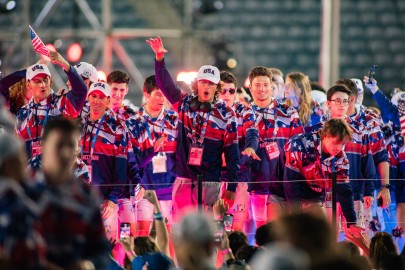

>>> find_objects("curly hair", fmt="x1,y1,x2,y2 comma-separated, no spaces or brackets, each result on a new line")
286,72,313,126
9,79,27,115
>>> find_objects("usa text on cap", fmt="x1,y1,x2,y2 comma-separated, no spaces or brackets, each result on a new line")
26,64,51,80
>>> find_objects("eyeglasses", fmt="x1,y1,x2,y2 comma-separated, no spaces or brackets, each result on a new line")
221,88,236,95
329,99,350,105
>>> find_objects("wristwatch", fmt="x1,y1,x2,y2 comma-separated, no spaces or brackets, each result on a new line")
381,184,391,190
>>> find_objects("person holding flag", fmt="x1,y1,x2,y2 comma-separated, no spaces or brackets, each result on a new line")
14,33,87,158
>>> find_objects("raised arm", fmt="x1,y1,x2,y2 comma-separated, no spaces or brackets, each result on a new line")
146,37,182,109
364,76,400,126
143,190,170,257
49,51,87,111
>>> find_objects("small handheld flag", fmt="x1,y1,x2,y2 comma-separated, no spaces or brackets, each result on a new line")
29,25,49,57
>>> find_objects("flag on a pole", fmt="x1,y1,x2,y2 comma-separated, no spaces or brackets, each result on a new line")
29,25,49,57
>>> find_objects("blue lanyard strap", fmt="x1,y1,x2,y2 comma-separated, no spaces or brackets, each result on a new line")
190,111,211,146
27,103,51,140
90,114,106,157
145,111,166,141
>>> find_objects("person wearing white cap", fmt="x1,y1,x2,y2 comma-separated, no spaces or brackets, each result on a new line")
64,61,98,92
351,78,364,106
79,81,130,244
15,50,87,159
146,36,240,221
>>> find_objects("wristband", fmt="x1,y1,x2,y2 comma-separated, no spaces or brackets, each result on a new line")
126,250,136,257
154,212,163,221
221,248,232,256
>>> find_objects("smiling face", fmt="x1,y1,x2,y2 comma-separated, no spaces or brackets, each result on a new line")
250,76,272,107
197,79,217,103
88,91,110,121
110,82,129,112
26,74,52,102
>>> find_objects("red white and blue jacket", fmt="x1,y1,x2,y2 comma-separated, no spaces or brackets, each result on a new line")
28,155,90,184
114,105,141,197
126,107,178,200
15,67,87,159
221,102,258,189
155,59,240,191
372,91,405,195
249,99,304,196
79,109,128,203
350,105,389,167
311,116,377,201
283,131,356,224
0,178,46,269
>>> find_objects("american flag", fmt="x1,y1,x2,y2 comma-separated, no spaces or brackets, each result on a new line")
29,25,49,57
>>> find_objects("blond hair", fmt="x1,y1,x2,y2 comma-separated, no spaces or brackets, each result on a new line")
286,72,313,126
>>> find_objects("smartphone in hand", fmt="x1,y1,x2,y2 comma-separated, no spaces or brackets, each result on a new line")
120,222,131,240
368,65,378,83
223,214,234,232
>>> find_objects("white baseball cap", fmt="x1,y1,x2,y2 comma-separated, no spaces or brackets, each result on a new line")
26,64,51,80
351,78,364,94
392,91,405,106
196,65,220,84
311,90,327,104
88,82,111,97
74,62,98,83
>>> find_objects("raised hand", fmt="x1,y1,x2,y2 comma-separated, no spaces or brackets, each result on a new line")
146,36,168,61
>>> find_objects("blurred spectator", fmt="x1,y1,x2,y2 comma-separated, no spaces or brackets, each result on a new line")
337,241,361,257
255,222,276,247
0,95,15,134
228,231,248,257
120,190,172,270
0,133,46,269
29,118,110,269
369,232,397,270
310,256,369,270
274,212,337,266
250,243,310,270
235,245,260,264
172,212,235,270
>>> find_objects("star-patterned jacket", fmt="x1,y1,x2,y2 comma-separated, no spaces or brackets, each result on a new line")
127,106,178,200
155,59,240,191
248,99,304,197
283,131,356,224
15,67,87,159
79,108,128,203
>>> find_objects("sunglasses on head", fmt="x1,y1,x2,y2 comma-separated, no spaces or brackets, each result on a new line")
221,88,236,94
